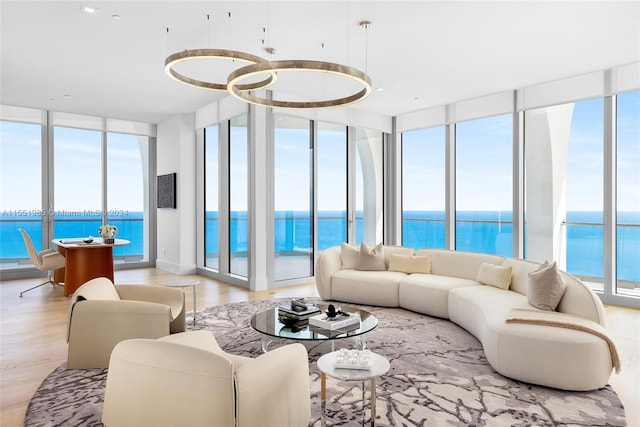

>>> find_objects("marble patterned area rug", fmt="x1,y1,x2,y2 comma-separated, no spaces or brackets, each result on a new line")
25,298,625,426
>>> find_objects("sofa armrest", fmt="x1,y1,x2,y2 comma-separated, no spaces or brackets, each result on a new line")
67,300,171,369
315,245,342,300
234,343,311,427
116,284,186,333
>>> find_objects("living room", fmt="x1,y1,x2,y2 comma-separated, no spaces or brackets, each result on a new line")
1,1,639,425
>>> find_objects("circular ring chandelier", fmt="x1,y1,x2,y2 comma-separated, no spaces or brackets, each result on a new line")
164,49,277,91
227,60,373,109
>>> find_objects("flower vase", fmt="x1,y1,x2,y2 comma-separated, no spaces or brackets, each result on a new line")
104,238,115,244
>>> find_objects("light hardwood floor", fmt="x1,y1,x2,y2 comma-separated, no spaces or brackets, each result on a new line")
1,268,638,426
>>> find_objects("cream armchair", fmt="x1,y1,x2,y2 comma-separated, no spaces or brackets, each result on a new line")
102,330,311,427
67,277,185,369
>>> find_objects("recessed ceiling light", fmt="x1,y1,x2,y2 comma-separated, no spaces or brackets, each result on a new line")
112,14,121,20
64,94,73,99
376,87,384,92
80,5,97,14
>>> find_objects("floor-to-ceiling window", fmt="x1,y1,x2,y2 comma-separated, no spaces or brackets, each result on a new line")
455,114,513,256
616,91,640,296
106,132,149,262
274,115,312,280
0,121,43,266
317,122,347,251
229,115,248,277
1,116,153,275
53,126,103,239
401,126,446,249
204,124,219,270
565,98,605,284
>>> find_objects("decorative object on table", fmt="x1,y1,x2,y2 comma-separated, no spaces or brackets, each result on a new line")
309,307,361,330
278,297,320,319
83,236,94,244
308,321,361,338
278,315,308,328
325,303,350,318
98,224,118,244
332,348,373,370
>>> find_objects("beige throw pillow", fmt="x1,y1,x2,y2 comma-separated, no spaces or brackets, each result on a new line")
477,262,513,290
356,242,386,271
388,254,431,274
340,243,359,269
527,260,567,311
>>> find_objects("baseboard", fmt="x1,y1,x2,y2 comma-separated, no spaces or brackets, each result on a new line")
155,259,197,275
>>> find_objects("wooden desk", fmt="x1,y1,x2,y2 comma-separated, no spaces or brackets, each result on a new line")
53,238,130,296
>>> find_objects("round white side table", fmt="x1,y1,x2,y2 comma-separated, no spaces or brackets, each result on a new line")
164,279,200,325
317,350,390,426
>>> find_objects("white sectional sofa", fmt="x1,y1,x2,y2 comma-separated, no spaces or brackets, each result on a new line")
315,244,619,391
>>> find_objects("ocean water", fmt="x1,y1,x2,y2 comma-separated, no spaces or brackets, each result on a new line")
1,212,145,259
2,211,638,282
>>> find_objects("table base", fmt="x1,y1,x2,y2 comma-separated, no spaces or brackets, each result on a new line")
321,375,377,427
164,279,199,325
58,246,115,296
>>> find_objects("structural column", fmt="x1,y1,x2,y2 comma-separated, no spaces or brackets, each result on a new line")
523,104,573,265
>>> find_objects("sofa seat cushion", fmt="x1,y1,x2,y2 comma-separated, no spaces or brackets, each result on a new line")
331,269,406,307
449,285,530,344
449,286,614,391
399,274,480,319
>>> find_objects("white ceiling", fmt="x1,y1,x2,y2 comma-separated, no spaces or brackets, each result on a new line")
1,1,638,124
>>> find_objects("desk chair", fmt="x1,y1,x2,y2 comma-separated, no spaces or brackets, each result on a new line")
18,228,66,297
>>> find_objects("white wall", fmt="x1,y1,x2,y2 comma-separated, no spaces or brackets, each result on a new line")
156,113,197,275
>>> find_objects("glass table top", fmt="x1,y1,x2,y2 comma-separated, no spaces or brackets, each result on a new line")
250,303,378,342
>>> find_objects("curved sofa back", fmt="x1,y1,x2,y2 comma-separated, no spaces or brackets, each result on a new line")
315,245,605,326
557,271,607,326
415,248,506,280
503,258,606,326
315,244,415,300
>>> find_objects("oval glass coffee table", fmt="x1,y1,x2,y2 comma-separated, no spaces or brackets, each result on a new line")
250,303,378,352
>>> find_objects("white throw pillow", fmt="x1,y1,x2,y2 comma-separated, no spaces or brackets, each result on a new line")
356,242,386,271
340,243,359,269
527,260,567,311
388,254,431,274
477,262,513,290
